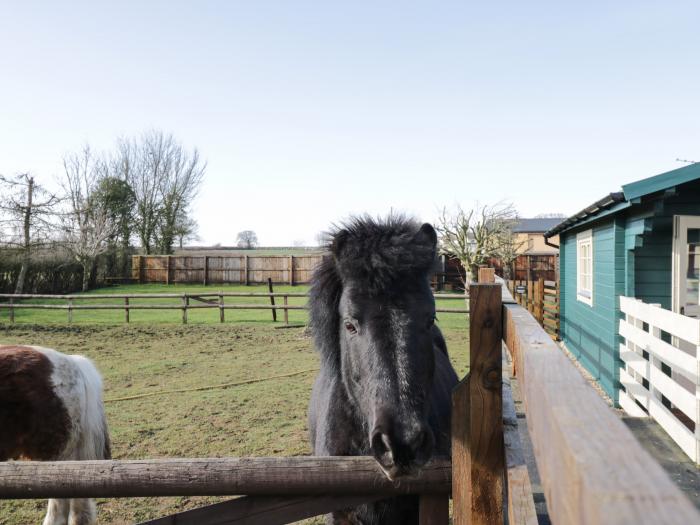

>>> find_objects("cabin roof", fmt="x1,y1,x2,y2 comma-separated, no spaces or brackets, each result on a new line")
512,218,563,233
544,163,700,238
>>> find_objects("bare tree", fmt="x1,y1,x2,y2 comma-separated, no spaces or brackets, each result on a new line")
436,202,520,286
118,131,205,254
497,230,527,280
173,212,200,249
60,146,117,291
236,230,258,249
0,174,59,293
114,136,159,254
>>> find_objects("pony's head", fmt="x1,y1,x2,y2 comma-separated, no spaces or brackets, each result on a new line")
309,215,440,479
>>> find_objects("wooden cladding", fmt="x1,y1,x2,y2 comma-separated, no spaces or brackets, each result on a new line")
132,255,324,285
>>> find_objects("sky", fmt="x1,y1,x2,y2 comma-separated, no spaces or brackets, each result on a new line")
1,1,699,246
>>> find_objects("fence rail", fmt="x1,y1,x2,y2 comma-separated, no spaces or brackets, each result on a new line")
0,292,469,325
502,286,699,524
618,296,700,463
0,457,451,498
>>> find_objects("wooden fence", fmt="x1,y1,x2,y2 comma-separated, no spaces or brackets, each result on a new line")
0,292,469,325
1,279,698,524
619,296,700,463
506,278,559,340
488,253,559,282
132,255,324,285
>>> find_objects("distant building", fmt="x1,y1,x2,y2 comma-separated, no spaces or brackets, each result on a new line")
512,218,562,255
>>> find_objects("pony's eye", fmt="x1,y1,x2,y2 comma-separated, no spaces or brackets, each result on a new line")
344,321,357,334
427,316,436,329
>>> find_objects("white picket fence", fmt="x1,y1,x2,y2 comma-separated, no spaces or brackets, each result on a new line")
619,296,700,463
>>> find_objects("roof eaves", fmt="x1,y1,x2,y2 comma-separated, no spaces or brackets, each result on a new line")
544,192,626,238
622,162,700,201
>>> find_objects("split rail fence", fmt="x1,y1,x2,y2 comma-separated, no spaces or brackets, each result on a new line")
1,277,698,524
0,292,468,325
618,296,700,463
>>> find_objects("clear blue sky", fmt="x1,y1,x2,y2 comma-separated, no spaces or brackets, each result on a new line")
1,1,699,245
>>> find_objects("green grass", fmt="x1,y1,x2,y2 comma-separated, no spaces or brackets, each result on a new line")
0,286,469,524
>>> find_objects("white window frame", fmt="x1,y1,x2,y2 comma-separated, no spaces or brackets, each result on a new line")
576,229,593,306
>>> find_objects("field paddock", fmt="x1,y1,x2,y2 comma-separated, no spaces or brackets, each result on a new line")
0,317,469,524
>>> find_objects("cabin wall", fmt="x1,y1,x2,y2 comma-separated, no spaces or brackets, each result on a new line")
629,182,700,309
560,218,625,402
559,179,700,406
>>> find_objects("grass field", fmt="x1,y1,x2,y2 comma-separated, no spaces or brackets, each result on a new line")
0,285,469,524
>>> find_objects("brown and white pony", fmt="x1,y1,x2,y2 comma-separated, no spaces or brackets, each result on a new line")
0,345,111,525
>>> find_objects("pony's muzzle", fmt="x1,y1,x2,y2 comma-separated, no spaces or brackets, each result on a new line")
370,423,434,480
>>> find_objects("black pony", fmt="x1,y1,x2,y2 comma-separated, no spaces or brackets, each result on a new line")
308,216,459,524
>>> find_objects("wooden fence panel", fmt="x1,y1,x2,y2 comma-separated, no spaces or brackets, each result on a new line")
143,256,168,283
293,255,324,284
205,256,245,284
171,256,205,284
133,255,323,285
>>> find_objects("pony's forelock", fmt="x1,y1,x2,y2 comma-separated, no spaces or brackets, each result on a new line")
329,214,438,295
308,215,438,366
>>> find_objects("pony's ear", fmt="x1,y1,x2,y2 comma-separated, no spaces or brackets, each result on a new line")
330,229,349,257
415,223,437,250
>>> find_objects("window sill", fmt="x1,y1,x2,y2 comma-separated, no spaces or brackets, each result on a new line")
577,292,593,307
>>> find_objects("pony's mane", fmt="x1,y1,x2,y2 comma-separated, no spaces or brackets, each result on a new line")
308,215,438,368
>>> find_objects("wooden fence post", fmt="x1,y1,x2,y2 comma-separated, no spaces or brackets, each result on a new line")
9,297,14,323
125,297,129,323
469,283,504,525
268,278,277,322
283,295,289,325
537,277,545,324
219,293,225,323
527,280,534,314
139,255,144,283
203,256,209,286
452,375,470,525
182,295,188,324
244,255,249,286
478,267,495,284
68,298,73,323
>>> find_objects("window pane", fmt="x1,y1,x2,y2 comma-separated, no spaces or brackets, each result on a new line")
687,279,698,306
688,228,700,244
